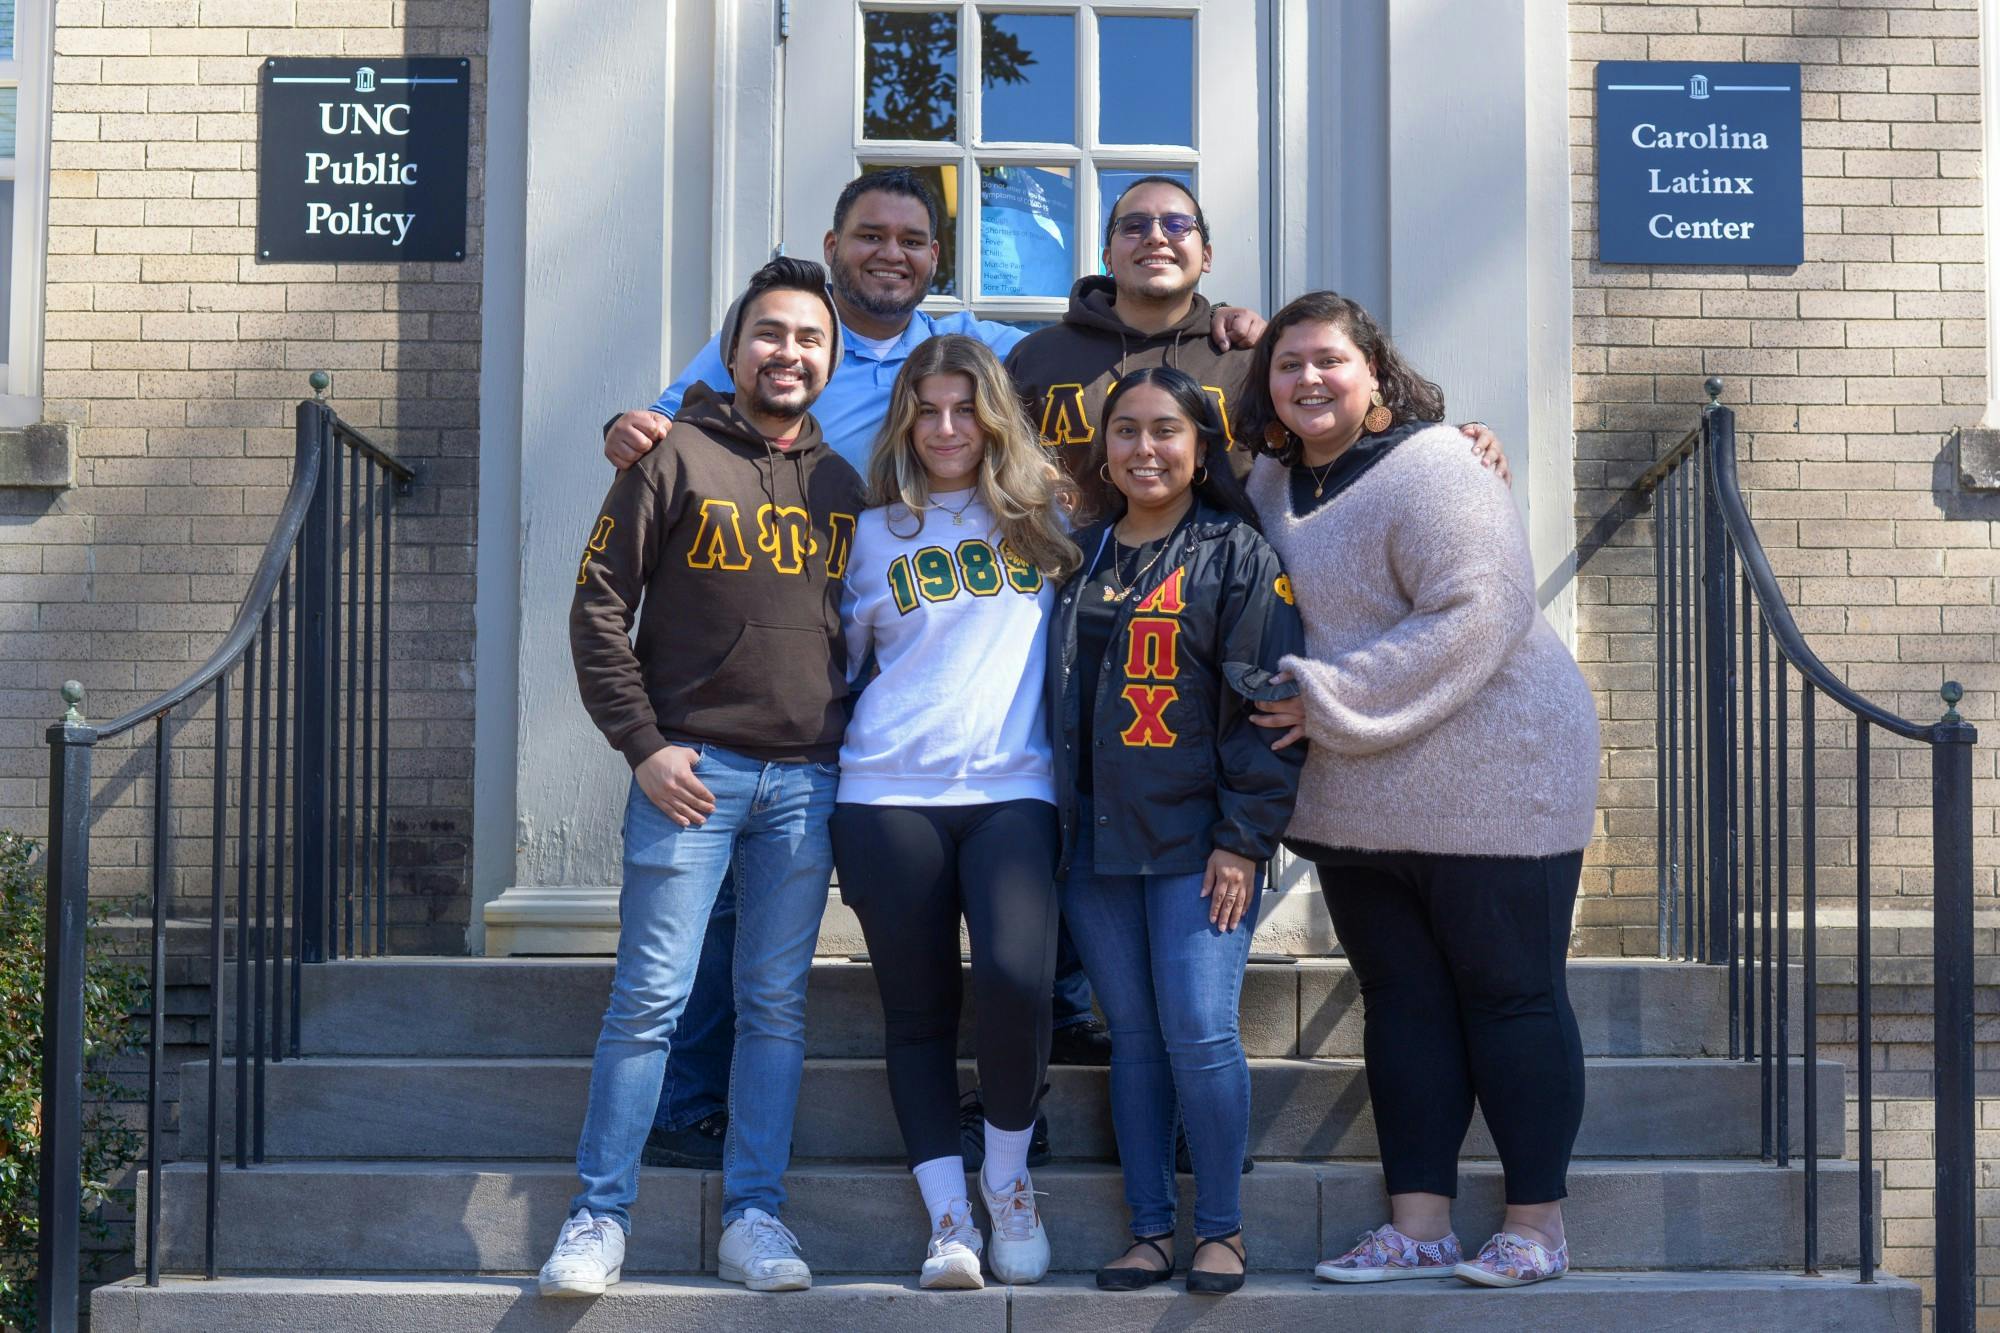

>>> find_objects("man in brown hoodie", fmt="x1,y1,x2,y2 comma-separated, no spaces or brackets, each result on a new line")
543,257,863,1300
1006,177,1510,517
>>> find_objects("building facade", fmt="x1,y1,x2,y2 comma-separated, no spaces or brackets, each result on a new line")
0,0,1993,1318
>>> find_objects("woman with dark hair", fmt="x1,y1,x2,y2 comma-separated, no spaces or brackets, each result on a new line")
1239,292,1600,1289
1046,365,1304,1296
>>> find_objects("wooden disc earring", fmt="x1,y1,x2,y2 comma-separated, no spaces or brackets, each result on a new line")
1363,390,1393,434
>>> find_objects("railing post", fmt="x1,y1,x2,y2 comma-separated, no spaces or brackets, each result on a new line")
1930,682,1977,1333
1700,382,1734,963
295,395,336,962
39,682,96,1333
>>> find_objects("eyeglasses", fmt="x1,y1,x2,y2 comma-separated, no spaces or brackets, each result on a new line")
1110,212,1201,241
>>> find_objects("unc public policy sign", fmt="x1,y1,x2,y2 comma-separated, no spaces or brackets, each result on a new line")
257,57,470,263
1596,62,1802,266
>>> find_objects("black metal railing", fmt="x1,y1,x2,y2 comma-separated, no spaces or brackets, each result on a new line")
38,376,413,1330
1640,378,1978,1331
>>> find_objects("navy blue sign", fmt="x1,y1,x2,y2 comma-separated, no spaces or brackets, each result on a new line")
1596,62,1801,266
258,57,470,263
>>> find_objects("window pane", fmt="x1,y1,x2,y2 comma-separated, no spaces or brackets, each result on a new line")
858,160,959,298
0,1,15,62
1097,16,1192,146
0,87,16,160
864,9,959,142
979,11,1073,144
1096,166,1194,269
979,164,1072,298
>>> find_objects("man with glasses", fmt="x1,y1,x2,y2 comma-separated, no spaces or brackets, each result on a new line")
596,168,1262,1174
1007,176,1509,512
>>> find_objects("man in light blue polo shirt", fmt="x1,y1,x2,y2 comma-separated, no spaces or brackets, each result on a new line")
602,168,1264,1174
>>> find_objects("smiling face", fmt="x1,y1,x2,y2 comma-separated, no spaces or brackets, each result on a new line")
729,288,834,423
1104,383,1203,515
910,371,986,491
1103,181,1211,305
1269,318,1377,449
825,189,940,321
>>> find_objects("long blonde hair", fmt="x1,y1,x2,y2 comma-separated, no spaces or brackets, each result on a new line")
868,334,1081,580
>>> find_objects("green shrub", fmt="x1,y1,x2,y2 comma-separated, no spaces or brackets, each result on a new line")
0,831,145,1331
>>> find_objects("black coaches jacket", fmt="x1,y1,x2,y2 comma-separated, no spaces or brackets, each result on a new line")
1047,499,1307,876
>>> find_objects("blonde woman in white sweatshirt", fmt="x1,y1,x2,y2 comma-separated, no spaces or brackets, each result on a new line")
1239,292,1600,1290
829,334,1081,1290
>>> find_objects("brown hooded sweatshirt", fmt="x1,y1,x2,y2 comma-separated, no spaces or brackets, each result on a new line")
1003,274,1253,510
570,381,866,768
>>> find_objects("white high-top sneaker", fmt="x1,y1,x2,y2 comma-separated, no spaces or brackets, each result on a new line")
979,1173,1049,1284
718,1208,813,1292
920,1202,985,1290
537,1209,626,1297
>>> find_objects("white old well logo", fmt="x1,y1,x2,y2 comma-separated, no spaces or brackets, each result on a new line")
355,66,376,93
1689,73,1709,99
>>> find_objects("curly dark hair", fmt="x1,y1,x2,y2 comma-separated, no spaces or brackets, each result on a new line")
1238,291,1444,466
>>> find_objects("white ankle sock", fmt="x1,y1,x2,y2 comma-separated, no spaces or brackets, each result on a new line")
981,1122,1034,1196
912,1155,969,1230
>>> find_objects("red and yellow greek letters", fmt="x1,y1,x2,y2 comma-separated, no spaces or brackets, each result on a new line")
1120,684,1179,747
577,514,614,585
1124,616,1180,681
685,499,752,571
757,504,819,574
1133,566,1186,615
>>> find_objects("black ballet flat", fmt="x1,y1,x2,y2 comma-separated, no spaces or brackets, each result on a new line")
1186,1230,1247,1295
1096,1234,1175,1291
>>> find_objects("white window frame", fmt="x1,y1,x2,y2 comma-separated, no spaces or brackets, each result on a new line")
0,0,49,426
783,0,1263,324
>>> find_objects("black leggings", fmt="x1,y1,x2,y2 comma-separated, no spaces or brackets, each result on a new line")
830,799,1061,1167
1305,845,1586,1205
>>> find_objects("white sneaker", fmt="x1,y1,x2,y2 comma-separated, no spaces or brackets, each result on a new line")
537,1209,625,1297
979,1172,1049,1285
718,1208,813,1292
920,1202,985,1290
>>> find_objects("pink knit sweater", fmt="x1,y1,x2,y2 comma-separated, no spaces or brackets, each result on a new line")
1248,426,1600,858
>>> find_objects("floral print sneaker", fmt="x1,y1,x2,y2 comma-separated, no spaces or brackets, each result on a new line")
1313,1224,1463,1282
1454,1232,1570,1287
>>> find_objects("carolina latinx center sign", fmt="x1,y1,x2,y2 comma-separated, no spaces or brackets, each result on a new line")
1595,61,1802,266
257,57,470,263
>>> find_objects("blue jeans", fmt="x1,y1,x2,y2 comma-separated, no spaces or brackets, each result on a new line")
655,869,734,1132
572,747,836,1230
1059,803,1260,1239
655,857,1094,1135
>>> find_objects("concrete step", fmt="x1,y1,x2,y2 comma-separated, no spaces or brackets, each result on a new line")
181,1055,1846,1162
138,1159,1871,1276
91,1271,1924,1333
289,957,1785,1060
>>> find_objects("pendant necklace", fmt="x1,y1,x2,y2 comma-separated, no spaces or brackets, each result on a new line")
1305,456,1340,498
933,488,978,525
1091,524,1174,603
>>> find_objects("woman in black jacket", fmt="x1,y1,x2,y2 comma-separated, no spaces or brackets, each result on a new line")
1046,367,1304,1295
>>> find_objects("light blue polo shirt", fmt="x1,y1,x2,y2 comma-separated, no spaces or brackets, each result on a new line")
651,309,1029,472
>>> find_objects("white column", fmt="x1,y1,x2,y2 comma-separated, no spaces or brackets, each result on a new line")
1385,0,1575,644
475,0,676,955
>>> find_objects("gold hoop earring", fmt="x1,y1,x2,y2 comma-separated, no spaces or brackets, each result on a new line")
1192,465,1210,486
1363,390,1393,434
1099,463,1113,483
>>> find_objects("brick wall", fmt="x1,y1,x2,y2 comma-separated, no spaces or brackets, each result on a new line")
1567,1,1997,1322
0,0,484,954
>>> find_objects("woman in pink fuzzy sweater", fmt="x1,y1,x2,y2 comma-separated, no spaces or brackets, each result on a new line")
1239,291,1600,1291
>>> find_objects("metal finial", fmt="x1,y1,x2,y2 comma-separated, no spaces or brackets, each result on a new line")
1704,377,1724,406
308,371,331,400
61,680,84,724
1941,680,1964,724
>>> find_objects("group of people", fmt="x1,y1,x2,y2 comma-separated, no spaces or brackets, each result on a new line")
545,168,1602,1299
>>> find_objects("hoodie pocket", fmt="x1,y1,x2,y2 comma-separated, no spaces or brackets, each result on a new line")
677,621,838,747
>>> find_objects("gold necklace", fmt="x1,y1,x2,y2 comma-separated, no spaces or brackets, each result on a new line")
933,488,978,525
1101,528,1175,603
1304,456,1340,498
